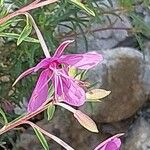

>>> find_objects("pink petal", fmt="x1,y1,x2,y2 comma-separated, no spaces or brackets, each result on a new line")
12,67,35,86
34,58,52,72
59,51,103,69
112,138,122,148
105,138,121,150
94,133,124,150
27,69,50,112
61,77,85,106
51,69,85,106
57,75,65,97
53,40,74,58
54,73,59,99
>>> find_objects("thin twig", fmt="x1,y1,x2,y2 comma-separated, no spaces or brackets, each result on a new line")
25,121,74,150
27,13,50,57
0,0,58,25
58,27,134,39
0,99,53,135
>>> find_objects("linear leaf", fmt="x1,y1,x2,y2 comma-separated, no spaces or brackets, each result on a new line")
0,0,4,6
0,19,22,32
0,32,39,43
47,105,55,121
130,13,150,35
33,127,49,150
0,108,8,125
17,15,32,45
69,0,95,16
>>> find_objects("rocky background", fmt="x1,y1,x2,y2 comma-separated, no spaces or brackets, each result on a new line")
14,47,150,150
0,0,150,150
14,1,150,150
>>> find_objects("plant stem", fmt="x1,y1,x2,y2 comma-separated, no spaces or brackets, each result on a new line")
55,102,76,113
25,121,74,150
0,100,53,135
0,0,58,25
58,27,134,39
27,13,50,58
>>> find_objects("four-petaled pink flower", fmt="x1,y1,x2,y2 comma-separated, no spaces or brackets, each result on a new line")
94,133,124,150
13,40,103,112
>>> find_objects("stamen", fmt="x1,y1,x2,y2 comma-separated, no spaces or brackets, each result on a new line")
58,71,85,85
58,71,76,81
49,66,59,75
58,75,65,101
54,74,58,101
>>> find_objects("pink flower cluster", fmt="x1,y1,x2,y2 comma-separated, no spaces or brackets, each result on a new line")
14,40,103,112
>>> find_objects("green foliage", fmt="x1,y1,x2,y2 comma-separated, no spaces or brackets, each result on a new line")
69,0,95,16
33,127,49,150
17,14,33,45
0,108,8,125
0,19,21,32
0,0,4,6
0,32,39,43
0,4,7,18
47,104,55,121
118,0,134,10
130,13,150,36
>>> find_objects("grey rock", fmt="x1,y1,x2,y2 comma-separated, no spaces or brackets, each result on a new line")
81,47,148,123
122,117,150,150
101,118,133,135
58,8,131,53
74,14,131,52
143,42,150,94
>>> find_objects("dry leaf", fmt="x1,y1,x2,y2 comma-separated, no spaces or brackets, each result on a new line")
74,110,98,133
86,89,111,101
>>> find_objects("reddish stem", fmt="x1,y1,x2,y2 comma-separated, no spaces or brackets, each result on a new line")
60,27,134,39
0,0,58,25
24,121,74,150
0,100,53,135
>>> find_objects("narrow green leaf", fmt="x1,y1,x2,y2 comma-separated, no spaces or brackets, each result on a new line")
17,24,32,45
134,33,144,50
47,105,55,121
17,15,32,45
0,0,4,6
69,0,95,16
75,70,87,80
0,32,39,43
0,108,8,125
0,19,23,32
33,127,49,150
130,13,150,35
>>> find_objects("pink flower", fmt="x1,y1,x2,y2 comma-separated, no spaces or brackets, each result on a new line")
94,133,124,150
13,40,103,112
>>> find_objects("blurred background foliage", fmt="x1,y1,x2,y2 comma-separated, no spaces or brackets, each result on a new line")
0,0,150,149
